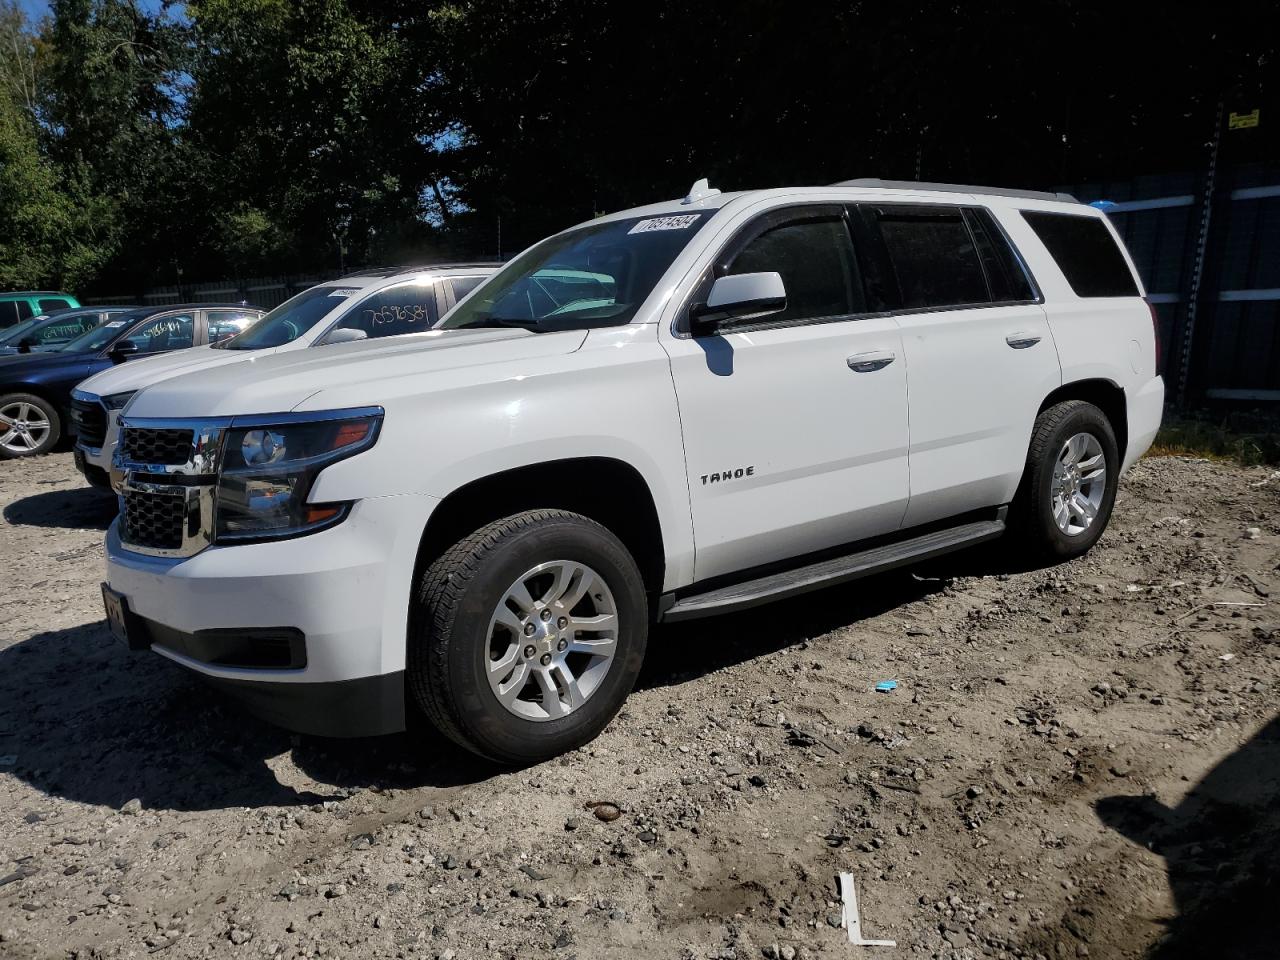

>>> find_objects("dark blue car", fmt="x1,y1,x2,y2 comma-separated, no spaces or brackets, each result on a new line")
0,303,261,460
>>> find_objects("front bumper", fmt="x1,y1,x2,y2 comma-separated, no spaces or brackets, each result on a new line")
104,492,439,738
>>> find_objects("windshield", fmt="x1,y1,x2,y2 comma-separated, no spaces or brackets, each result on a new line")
218,286,355,350
437,213,711,332
53,315,141,353
0,317,43,345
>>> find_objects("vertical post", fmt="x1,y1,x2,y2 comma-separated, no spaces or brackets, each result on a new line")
1177,100,1224,407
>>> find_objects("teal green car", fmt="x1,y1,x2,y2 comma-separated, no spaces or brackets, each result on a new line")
0,291,80,329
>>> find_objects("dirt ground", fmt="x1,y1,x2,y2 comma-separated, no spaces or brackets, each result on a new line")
2,451,1279,960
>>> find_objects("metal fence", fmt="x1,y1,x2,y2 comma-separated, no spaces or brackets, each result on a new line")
1063,163,1280,405
82,274,339,311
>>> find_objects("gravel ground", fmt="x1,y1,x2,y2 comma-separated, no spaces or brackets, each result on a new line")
2,451,1279,960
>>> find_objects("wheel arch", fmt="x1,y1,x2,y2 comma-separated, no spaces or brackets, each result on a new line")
1038,378,1127,461
412,457,667,609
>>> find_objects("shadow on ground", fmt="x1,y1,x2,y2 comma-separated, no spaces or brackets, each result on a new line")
0,538,1052,815
639,538,1046,691
3,487,118,530
0,621,488,814
1097,714,1280,959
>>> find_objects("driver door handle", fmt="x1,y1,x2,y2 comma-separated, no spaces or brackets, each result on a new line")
846,350,896,373
1005,332,1042,349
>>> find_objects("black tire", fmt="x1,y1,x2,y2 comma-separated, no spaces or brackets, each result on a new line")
0,393,61,459
1011,400,1120,560
408,509,648,765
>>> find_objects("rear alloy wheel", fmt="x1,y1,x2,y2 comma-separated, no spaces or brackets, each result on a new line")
1050,432,1107,536
1012,399,1119,559
409,510,648,764
0,394,61,458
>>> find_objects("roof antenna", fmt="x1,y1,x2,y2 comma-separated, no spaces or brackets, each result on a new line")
682,178,720,205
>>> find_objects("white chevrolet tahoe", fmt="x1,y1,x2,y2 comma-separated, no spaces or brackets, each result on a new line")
102,179,1164,764
70,264,496,489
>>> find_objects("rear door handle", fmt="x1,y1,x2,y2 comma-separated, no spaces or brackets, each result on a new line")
846,350,896,373
1005,332,1042,349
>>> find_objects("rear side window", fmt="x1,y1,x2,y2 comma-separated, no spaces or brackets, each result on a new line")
871,206,990,309
727,217,864,323
964,208,1037,302
0,302,17,326
14,300,33,322
38,298,71,312
1020,211,1139,297
450,276,487,301
206,310,259,344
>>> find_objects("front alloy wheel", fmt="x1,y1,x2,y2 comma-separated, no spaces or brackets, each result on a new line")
486,560,619,721
409,509,648,764
0,394,60,458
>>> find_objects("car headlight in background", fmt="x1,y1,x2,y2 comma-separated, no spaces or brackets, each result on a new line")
103,391,136,410
214,410,382,542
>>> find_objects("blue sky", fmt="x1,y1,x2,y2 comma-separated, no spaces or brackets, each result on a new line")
18,0,171,19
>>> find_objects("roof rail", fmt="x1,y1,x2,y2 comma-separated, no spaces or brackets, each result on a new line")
834,178,1078,203
339,261,504,279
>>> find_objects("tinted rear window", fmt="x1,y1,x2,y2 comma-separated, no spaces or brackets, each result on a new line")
1020,211,1139,297
873,206,990,309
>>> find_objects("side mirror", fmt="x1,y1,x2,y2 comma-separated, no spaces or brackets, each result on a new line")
688,272,787,335
17,337,35,354
110,340,140,362
317,327,368,346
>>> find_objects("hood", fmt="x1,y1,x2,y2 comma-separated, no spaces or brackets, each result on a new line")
76,344,254,397
0,350,91,378
126,328,587,419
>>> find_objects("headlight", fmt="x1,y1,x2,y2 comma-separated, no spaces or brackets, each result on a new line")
214,411,382,542
103,391,136,410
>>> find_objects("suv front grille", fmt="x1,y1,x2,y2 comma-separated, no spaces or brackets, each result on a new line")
121,489,188,550
71,398,107,448
121,427,194,466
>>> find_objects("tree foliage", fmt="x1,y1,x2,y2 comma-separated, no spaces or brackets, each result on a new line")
0,0,1274,294
0,77,115,288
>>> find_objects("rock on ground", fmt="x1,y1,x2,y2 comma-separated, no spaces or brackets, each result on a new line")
2,451,1279,959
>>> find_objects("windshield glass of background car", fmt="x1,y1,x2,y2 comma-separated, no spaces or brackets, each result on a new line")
55,315,143,353
219,286,352,350
437,213,710,332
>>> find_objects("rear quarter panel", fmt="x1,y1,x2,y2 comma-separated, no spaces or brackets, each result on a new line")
996,203,1159,453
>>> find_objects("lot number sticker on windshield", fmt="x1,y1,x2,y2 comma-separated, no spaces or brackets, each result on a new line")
328,288,360,297
628,215,701,234
104,321,126,327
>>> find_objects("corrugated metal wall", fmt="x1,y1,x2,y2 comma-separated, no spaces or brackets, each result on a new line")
1064,163,1280,404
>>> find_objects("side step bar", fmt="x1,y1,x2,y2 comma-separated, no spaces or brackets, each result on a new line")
660,516,1006,623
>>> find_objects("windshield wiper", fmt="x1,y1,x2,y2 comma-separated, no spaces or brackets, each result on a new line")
452,317,543,332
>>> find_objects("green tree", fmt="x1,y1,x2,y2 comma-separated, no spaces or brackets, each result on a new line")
183,0,456,274
36,0,189,287
0,80,116,289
